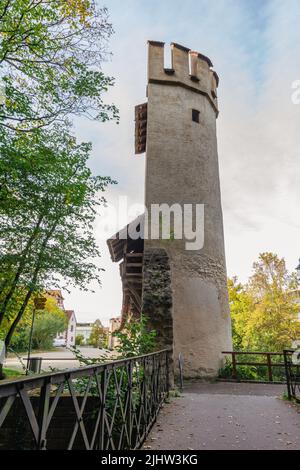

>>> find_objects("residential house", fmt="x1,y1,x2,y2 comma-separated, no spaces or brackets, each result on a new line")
47,290,77,347
64,310,77,347
46,289,65,309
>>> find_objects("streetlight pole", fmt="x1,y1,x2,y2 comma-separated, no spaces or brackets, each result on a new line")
26,296,46,375
26,306,36,375
296,258,300,281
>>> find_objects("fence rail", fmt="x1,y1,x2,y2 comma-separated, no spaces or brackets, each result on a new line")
283,350,300,402
222,351,286,383
0,349,169,450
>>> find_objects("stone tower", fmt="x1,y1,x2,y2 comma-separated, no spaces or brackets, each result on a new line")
142,41,232,378
107,41,232,379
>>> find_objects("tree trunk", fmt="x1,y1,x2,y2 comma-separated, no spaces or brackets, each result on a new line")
4,220,58,349
0,214,44,326
5,287,34,349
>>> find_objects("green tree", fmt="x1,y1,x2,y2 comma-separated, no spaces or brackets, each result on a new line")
0,0,118,132
4,295,66,352
75,334,85,346
245,253,300,351
9,320,30,352
227,277,254,350
32,311,67,350
89,319,107,348
228,253,300,352
0,2,119,378
0,126,115,349
113,315,157,357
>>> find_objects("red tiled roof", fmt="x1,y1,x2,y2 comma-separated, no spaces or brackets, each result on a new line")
46,289,64,299
65,310,76,321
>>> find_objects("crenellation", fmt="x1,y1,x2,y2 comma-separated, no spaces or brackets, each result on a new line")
189,51,199,80
148,40,165,47
148,40,165,81
210,71,218,100
148,41,219,115
212,70,219,87
170,42,190,81
198,52,213,68
171,42,190,53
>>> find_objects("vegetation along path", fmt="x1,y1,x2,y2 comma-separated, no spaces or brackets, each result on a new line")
143,382,300,450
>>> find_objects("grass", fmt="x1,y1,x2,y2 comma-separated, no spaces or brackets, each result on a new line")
3,367,24,379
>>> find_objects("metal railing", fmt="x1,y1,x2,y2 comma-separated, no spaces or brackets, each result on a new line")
0,349,169,450
283,350,300,402
221,351,286,383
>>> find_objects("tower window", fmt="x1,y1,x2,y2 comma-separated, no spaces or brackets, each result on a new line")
192,109,200,123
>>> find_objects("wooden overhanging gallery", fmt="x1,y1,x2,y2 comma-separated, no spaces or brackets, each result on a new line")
107,215,144,327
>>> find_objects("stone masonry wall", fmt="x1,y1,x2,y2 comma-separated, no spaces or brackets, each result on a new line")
142,248,173,352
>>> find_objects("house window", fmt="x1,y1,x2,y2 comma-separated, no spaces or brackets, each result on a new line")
192,109,200,123
70,325,74,332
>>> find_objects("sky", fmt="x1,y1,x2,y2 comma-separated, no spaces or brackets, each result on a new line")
63,0,300,326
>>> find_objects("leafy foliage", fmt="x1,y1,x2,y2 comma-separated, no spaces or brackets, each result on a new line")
89,319,108,348
75,334,85,346
70,316,157,366
228,253,300,352
0,126,115,348
0,0,118,132
219,354,287,382
228,277,254,350
5,296,67,351
219,358,259,381
113,315,157,358
30,299,67,350
0,2,118,375
31,312,66,350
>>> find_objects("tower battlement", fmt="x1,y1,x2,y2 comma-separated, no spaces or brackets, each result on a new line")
148,41,219,115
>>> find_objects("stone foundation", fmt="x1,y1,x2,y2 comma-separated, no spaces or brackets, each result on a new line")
142,248,173,351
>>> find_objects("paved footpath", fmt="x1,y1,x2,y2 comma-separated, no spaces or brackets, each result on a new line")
143,382,300,450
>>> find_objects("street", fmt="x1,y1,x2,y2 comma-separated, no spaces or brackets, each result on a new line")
5,347,112,372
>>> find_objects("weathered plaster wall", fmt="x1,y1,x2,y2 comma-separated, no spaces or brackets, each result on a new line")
144,42,232,378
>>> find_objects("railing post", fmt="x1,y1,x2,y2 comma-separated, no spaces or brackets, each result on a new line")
127,360,133,449
143,357,148,433
155,354,159,405
232,352,237,380
166,350,170,396
178,353,184,391
266,353,273,382
283,350,292,400
99,367,107,450
37,379,51,450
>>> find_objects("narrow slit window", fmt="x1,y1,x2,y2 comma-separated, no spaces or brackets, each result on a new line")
192,109,200,123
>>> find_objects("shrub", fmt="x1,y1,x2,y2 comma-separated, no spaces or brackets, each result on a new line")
75,334,85,346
